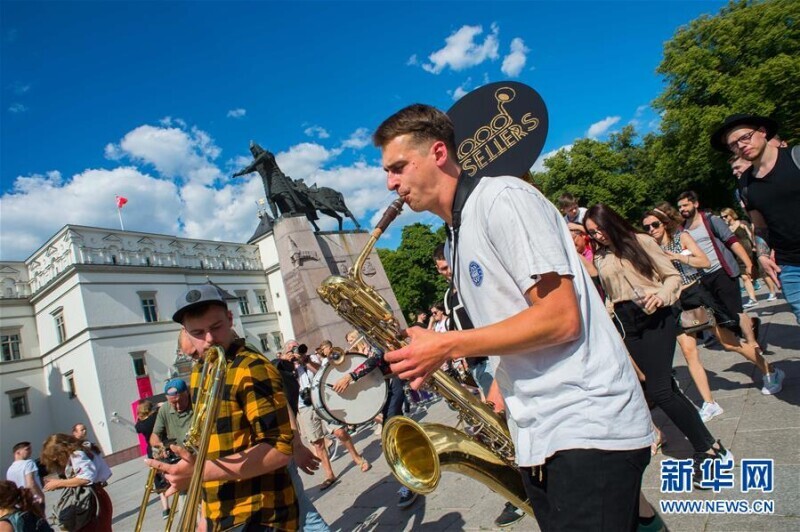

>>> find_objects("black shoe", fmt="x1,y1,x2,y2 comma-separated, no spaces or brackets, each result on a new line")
693,440,734,489
494,502,525,527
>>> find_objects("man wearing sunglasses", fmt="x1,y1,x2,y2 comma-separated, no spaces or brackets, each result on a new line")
711,114,800,326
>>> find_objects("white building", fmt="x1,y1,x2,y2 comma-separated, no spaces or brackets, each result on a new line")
0,221,293,472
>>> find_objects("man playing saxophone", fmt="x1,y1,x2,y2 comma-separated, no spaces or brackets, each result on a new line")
374,104,654,531
146,284,298,531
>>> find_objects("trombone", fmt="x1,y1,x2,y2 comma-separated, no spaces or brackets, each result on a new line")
136,345,228,532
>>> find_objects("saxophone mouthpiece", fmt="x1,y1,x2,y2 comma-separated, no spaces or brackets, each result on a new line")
372,198,405,238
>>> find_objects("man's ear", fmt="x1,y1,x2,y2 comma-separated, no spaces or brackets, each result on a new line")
226,310,233,322
431,140,449,167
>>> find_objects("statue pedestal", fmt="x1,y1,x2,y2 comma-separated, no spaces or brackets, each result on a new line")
272,215,406,349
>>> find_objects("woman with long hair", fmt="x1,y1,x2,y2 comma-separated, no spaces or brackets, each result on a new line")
643,207,724,422
41,434,112,532
585,204,732,487
0,481,51,532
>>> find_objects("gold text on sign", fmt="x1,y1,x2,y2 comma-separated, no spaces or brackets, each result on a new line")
457,87,540,177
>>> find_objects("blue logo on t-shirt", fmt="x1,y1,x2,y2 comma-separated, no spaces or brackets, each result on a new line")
469,261,483,286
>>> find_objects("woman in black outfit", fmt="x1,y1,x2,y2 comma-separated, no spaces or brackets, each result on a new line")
134,401,170,518
584,204,733,487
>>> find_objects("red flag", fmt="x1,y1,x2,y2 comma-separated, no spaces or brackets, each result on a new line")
116,195,128,209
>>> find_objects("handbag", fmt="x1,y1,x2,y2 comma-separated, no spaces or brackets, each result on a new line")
679,306,715,334
51,484,99,531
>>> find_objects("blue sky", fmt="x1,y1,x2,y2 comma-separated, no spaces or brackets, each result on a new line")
1,1,727,260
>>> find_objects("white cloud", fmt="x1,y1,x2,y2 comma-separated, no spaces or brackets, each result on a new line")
422,24,500,74
226,108,246,119
501,37,529,77
105,124,222,184
449,77,472,101
340,128,371,150
12,82,30,95
587,116,621,139
8,103,27,113
0,120,413,260
304,125,330,139
406,54,418,66
531,144,573,173
635,105,648,117
0,167,182,260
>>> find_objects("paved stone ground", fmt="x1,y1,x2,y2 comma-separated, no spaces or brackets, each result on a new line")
100,290,797,531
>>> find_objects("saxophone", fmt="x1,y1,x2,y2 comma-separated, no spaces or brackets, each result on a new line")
317,199,533,516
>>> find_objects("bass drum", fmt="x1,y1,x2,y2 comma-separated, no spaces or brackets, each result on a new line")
310,352,388,425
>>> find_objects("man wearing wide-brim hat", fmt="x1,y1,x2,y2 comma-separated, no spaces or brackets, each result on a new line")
711,113,800,325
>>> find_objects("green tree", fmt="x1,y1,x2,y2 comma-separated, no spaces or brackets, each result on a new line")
377,223,448,318
652,0,800,207
534,126,654,220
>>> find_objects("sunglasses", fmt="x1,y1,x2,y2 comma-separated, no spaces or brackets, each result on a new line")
587,229,602,238
642,221,663,231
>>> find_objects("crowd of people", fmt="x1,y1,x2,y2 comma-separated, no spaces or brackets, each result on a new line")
4,424,112,531
5,109,794,532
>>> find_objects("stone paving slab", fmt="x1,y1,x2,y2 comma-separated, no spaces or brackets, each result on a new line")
105,293,797,531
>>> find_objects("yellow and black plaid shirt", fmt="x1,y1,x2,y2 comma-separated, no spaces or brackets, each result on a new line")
190,340,298,531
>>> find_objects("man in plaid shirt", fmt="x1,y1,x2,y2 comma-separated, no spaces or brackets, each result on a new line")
148,285,298,531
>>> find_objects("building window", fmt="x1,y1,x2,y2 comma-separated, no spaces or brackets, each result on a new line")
259,334,270,353
64,371,76,399
131,352,148,377
145,257,152,267
140,295,159,323
236,291,250,315
257,293,269,314
111,255,117,265
1,333,21,361
271,332,283,352
7,389,30,417
52,309,66,344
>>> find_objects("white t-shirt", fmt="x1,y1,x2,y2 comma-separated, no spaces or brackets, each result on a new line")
451,176,654,467
296,354,322,411
66,450,112,484
6,459,42,490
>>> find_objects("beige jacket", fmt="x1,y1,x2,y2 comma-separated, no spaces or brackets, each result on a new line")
594,233,681,307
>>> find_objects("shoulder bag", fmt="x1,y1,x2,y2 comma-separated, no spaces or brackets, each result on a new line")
51,484,99,531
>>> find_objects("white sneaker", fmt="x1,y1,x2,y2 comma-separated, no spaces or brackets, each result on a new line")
762,368,785,395
743,299,759,309
766,293,778,302
698,401,724,423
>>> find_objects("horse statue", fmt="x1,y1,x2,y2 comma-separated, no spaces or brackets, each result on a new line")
233,142,322,231
295,179,361,231
234,141,361,232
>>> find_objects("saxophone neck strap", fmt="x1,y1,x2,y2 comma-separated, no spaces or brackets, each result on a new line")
448,172,483,297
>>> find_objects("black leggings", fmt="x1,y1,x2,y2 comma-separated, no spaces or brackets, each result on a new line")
614,302,715,453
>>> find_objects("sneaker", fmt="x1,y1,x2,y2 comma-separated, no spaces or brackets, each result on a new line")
162,509,170,520
693,441,734,489
743,299,759,309
397,486,418,509
766,293,778,302
753,279,762,290
698,401,724,423
494,502,525,527
762,367,785,395
637,512,666,532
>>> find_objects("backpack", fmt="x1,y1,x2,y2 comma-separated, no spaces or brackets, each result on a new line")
51,485,99,531
0,511,54,532
739,145,800,209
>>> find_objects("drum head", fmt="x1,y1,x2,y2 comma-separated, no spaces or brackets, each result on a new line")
317,353,388,425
